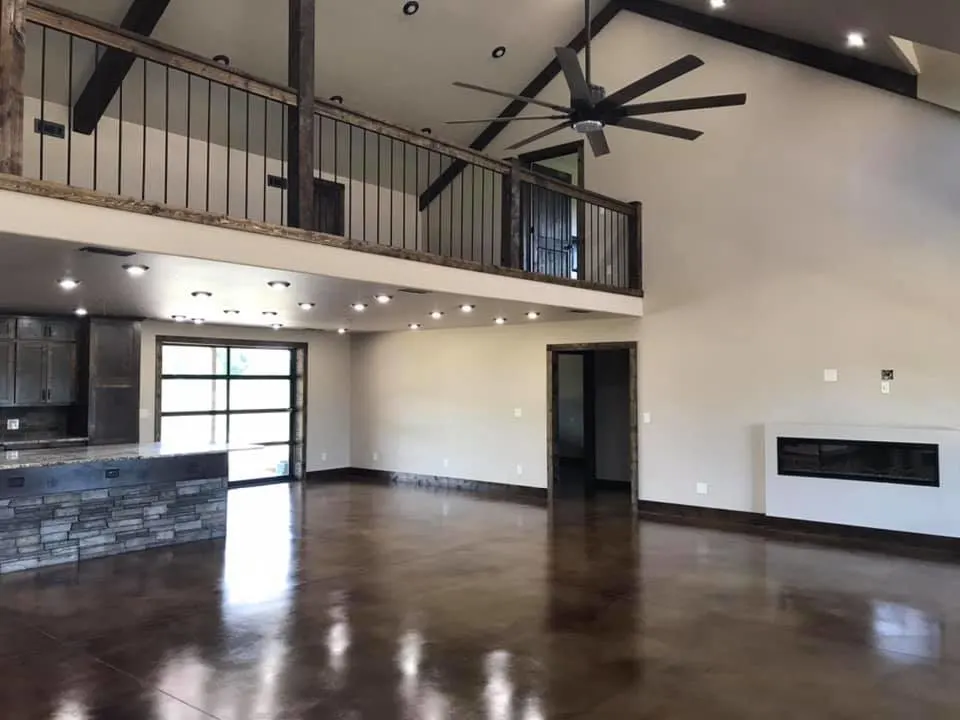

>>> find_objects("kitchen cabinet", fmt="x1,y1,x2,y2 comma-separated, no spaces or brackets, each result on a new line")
13,339,78,406
16,317,77,341
14,341,45,405
0,318,14,340
0,341,14,405
88,319,141,445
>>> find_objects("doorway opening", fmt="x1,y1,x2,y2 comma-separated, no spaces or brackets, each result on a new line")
156,338,307,486
547,342,637,503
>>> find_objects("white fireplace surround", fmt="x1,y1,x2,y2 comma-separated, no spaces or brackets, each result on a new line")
764,424,960,538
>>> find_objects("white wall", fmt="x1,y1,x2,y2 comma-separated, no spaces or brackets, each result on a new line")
139,321,351,472
485,12,960,512
350,319,639,488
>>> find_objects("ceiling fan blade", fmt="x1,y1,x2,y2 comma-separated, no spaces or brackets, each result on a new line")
555,46,592,104
614,117,703,141
586,130,610,157
620,93,747,116
505,122,571,151
453,81,571,113
446,115,568,125
604,55,705,107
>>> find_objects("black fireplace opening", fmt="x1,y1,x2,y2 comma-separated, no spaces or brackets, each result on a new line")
777,437,940,487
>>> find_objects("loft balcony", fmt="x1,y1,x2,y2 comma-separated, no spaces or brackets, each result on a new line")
1,3,642,297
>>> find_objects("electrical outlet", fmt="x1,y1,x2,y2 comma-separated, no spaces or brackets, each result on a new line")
372,451,379,461
696,482,709,495
880,381,891,395
642,412,651,424
516,464,523,476
443,458,449,468
321,452,327,462
6,419,19,431
514,408,522,418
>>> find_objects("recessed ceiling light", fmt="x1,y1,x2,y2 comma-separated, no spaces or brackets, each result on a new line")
74,307,88,317
492,46,507,59
708,0,726,9
172,315,188,322
191,291,212,298
460,304,475,313
846,31,866,49
271,323,284,330
409,323,422,330
351,303,368,312
430,311,444,320
299,302,316,310
494,317,507,325
337,327,349,335
268,280,291,290
330,95,344,104
122,264,149,276
58,278,80,290
526,311,540,320
223,309,240,315
374,294,392,304
262,311,278,316
403,0,420,16
192,318,205,325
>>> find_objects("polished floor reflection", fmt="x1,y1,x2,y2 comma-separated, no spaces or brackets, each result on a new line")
2,482,960,718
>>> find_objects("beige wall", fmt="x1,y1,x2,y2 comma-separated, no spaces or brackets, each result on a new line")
139,321,351,472
350,319,639,488
485,13,960,511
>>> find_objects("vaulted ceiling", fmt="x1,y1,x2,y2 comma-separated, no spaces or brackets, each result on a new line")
35,0,960,147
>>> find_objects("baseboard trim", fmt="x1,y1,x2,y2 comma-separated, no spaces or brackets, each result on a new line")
306,468,548,505
637,500,960,559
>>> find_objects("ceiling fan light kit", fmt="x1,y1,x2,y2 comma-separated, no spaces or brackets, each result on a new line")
447,0,746,157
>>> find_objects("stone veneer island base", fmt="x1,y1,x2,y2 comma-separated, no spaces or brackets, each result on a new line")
0,443,244,574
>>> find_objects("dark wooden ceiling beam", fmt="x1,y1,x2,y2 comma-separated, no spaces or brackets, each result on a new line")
418,0,622,212
619,0,918,98
71,0,172,135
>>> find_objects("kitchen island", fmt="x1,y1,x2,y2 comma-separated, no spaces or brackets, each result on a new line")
0,442,247,574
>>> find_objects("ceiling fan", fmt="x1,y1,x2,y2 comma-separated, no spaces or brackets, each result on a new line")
446,0,746,157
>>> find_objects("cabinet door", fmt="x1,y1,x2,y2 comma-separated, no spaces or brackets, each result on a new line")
0,319,14,340
0,342,14,405
45,343,77,404
16,318,45,340
44,321,78,342
14,342,45,405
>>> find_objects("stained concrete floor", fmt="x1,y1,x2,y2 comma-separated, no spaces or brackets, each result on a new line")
1,481,959,718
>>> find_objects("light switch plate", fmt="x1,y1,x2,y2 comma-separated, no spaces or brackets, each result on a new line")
696,482,709,495
6,419,19,431
514,408,522,418
880,381,891,395
642,412,652,424
823,368,839,383
139,408,150,420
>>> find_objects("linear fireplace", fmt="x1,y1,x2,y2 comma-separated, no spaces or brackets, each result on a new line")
777,437,940,488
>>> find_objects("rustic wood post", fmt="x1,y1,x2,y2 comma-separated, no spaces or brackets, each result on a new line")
628,200,643,292
0,0,26,176
500,158,522,269
286,0,316,230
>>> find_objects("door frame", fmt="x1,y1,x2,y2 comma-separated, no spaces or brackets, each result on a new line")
546,342,638,504
518,140,586,189
155,336,308,486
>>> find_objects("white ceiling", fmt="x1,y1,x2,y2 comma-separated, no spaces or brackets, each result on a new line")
0,233,617,332
45,0,607,145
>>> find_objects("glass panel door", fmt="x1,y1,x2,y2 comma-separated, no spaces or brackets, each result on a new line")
158,342,301,485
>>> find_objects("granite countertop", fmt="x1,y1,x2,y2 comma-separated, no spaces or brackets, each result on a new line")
0,442,259,471
0,437,89,449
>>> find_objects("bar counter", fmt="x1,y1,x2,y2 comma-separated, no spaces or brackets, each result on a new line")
0,442,248,574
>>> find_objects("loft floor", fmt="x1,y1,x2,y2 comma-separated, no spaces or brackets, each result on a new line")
1,482,958,718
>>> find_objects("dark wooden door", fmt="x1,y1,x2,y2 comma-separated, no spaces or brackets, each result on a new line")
522,165,575,279
45,343,77,404
14,341,45,405
0,341,14,405
314,179,345,236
